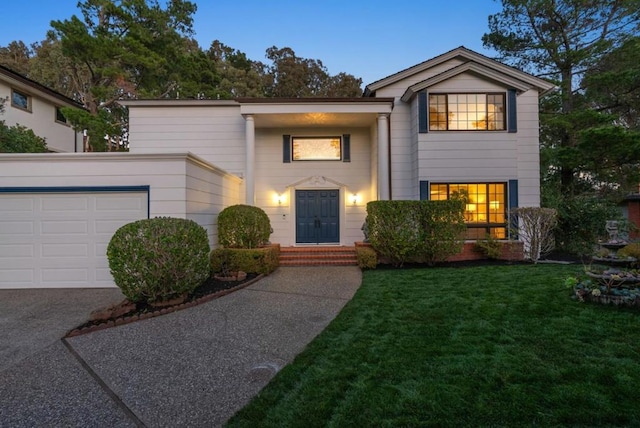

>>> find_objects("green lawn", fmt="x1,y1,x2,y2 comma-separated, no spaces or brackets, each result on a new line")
227,264,640,427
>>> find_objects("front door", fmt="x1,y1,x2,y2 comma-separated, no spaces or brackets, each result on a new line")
296,190,339,244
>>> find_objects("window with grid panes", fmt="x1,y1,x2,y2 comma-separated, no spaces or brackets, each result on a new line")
430,183,507,239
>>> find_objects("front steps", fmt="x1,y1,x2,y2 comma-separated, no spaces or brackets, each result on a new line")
279,246,357,266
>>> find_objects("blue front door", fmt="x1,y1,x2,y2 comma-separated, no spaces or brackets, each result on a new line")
296,190,339,244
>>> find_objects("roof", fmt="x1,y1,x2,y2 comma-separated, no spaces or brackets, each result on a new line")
363,46,555,98
0,64,84,109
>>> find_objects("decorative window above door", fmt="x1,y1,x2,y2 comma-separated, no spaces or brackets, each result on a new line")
292,137,342,161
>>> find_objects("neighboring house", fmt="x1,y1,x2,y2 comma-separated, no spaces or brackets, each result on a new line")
0,64,84,152
0,46,554,289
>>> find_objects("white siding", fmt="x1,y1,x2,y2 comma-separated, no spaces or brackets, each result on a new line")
389,102,416,200
515,89,542,207
254,127,372,246
374,60,465,99
416,75,536,207
186,159,242,247
128,105,246,176
0,80,81,153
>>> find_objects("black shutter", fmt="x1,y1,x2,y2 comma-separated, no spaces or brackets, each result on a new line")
342,134,350,162
507,89,517,133
418,91,428,133
508,179,519,239
419,180,429,200
283,135,291,163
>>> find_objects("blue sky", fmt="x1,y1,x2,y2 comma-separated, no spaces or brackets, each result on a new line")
0,0,503,86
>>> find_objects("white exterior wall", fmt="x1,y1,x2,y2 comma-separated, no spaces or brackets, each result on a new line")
186,158,242,247
415,75,540,207
0,80,81,153
254,127,371,246
0,153,242,246
515,89,542,208
127,105,246,177
374,61,465,200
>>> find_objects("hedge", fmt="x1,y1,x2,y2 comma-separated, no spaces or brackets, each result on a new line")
356,246,378,269
210,245,280,276
366,200,465,266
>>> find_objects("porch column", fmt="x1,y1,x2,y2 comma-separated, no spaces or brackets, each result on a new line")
245,115,255,205
377,114,390,200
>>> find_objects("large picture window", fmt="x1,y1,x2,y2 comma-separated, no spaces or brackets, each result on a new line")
430,183,507,239
429,93,505,131
292,137,341,161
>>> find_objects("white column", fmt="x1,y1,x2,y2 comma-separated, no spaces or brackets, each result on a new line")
245,115,255,205
377,114,390,200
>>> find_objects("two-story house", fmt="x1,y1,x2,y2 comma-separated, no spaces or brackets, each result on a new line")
122,46,554,247
0,64,83,152
0,46,554,289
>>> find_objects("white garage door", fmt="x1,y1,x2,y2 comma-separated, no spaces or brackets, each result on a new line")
0,190,148,289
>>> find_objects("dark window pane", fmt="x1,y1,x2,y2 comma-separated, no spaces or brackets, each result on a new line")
11,90,29,110
56,107,67,124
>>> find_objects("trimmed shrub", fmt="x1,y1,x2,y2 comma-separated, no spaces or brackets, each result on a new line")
366,200,465,266
218,204,271,249
107,217,210,303
367,201,422,266
356,246,378,270
210,245,280,275
420,200,466,265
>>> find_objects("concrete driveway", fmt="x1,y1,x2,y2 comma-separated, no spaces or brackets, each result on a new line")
0,267,361,427
0,287,125,368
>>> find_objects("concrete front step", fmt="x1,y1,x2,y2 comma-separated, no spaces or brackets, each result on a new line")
279,246,357,266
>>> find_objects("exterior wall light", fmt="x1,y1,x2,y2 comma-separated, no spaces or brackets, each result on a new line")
274,193,286,205
350,193,360,206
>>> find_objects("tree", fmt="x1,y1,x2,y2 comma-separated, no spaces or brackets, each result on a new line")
206,40,265,98
584,36,640,130
49,0,198,150
0,41,32,75
263,46,362,97
0,123,48,153
484,0,640,254
483,0,640,194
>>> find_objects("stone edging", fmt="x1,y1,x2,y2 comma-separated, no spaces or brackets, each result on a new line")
65,274,265,338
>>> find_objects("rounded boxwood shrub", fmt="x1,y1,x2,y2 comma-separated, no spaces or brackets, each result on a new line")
218,204,271,248
107,217,210,303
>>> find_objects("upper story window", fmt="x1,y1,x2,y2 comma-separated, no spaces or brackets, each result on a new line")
429,93,505,131
55,107,68,125
292,137,341,161
11,89,31,112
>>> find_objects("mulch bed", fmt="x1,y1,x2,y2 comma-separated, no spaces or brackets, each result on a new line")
66,273,261,338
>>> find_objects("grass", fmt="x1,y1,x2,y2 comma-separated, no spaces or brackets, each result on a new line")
226,264,640,427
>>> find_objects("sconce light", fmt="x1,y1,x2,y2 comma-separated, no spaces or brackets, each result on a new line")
350,193,359,206
274,193,285,205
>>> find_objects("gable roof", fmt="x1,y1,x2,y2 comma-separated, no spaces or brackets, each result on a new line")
363,46,555,98
0,64,84,108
